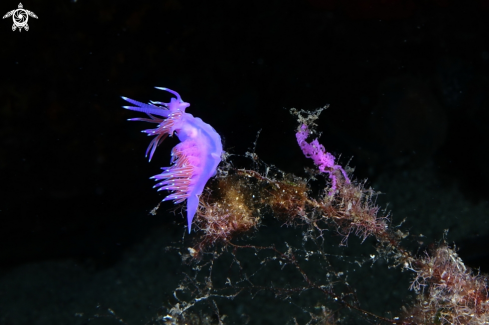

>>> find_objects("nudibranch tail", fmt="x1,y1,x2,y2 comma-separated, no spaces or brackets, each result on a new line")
123,87,223,233
186,195,199,232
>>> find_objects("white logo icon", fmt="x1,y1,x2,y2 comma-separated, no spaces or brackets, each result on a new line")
3,3,37,32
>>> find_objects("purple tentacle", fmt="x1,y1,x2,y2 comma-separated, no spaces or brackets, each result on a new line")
122,96,169,117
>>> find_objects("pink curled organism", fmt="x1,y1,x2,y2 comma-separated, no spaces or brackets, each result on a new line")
296,123,350,195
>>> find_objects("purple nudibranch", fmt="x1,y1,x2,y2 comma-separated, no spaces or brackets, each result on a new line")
122,87,223,233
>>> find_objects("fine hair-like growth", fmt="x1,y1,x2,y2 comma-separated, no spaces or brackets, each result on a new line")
117,99,489,324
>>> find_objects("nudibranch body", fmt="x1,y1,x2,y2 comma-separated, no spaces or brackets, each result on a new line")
122,87,223,233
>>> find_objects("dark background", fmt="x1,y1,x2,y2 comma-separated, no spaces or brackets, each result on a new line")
1,0,489,324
